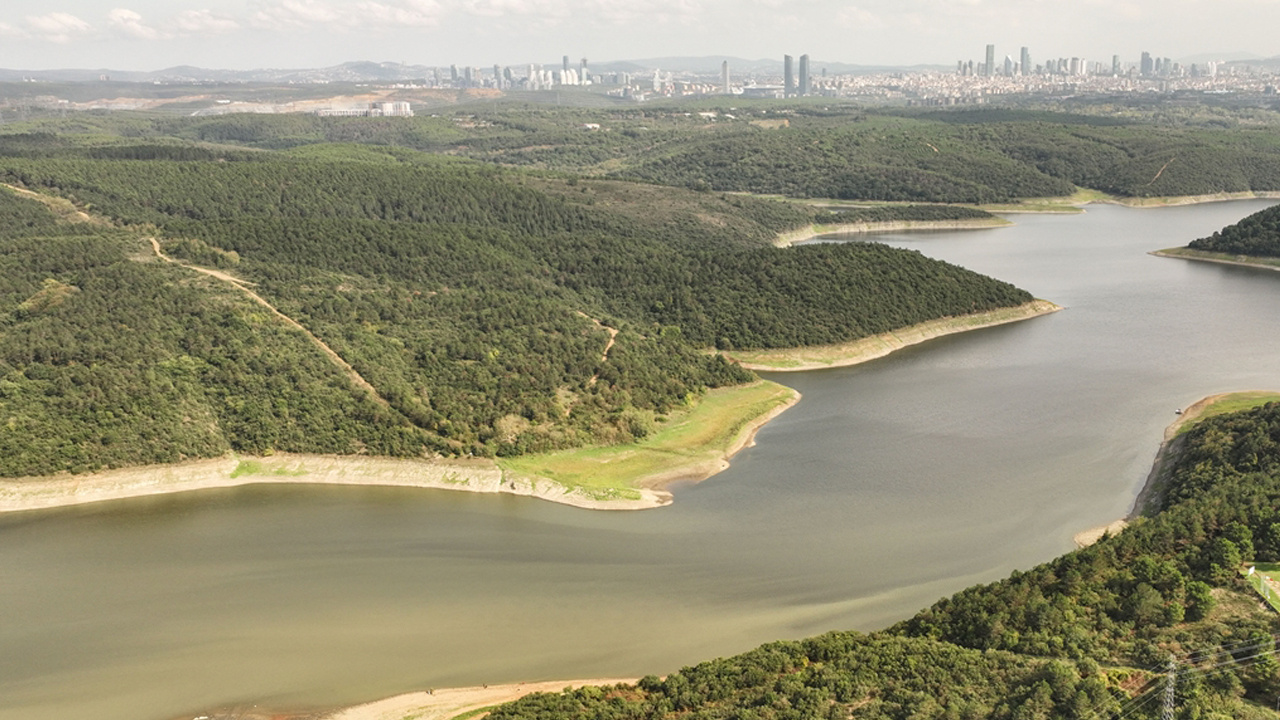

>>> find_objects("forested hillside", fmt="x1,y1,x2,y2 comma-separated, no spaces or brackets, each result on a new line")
0,140,1031,473
0,189,422,475
1189,203,1280,257
7,106,1280,203
486,403,1280,719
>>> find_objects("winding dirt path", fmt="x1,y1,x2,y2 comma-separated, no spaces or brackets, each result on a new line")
576,311,619,386
150,237,391,408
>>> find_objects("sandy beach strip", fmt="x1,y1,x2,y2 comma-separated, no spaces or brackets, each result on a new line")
725,300,1061,373
319,679,638,720
773,217,1011,247
0,453,672,515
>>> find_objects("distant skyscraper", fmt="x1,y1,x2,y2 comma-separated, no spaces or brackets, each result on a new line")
580,58,589,84
464,66,473,87
721,60,730,94
1003,55,1013,77
985,44,995,77
493,64,502,89
1020,47,1031,76
1112,55,1121,76
563,55,570,74
799,54,810,95
450,64,459,83
1140,51,1153,76
784,54,795,97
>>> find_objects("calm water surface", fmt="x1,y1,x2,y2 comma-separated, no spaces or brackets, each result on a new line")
3,201,1280,720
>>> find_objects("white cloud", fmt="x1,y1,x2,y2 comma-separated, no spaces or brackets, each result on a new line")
172,9,240,35
108,8,164,40
25,12,92,43
835,7,885,30
250,0,343,29
355,0,443,28
0,22,25,38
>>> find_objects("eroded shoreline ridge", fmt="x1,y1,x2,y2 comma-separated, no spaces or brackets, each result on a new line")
724,300,1061,372
1072,391,1280,548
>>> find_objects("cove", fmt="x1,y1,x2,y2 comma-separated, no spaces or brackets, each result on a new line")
2,200,1279,720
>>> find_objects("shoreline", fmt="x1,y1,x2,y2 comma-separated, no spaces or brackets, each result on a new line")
1071,392,1268,548
1099,190,1280,209
773,217,1011,247
0,452,673,515
497,381,801,501
724,300,1061,372
1151,248,1280,273
317,678,639,720
630,385,801,491
0,384,802,516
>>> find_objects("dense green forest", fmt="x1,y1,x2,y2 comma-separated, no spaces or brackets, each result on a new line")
0,137,1030,473
6,105,1280,202
1189,203,1280,257
487,403,1280,719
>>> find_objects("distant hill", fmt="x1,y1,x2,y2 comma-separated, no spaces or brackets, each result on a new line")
0,57,951,85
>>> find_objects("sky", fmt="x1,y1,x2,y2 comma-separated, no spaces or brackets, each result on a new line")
0,0,1276,71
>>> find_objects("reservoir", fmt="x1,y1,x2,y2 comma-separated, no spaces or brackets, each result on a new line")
3,200,1280,720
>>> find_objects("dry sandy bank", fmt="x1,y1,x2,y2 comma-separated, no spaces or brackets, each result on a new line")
773,217,1011,247
0,453,671,515
725,300,1061,373
319,678,638,720
1099,191,1280,208
1151,249,1280,273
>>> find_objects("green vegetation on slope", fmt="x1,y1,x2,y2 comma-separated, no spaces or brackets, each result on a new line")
486,402,1280,719
0,137,1032,474
1189,203,1280,258
0,187,419,475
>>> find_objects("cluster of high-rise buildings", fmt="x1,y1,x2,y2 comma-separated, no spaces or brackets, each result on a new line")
959,45,1222,80
439,56,620,91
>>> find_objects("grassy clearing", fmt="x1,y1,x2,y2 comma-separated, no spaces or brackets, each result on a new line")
726,300,1059,372
229,459,310,479
498,381,798,494
1173,392,1280,437
1243,564,1280,614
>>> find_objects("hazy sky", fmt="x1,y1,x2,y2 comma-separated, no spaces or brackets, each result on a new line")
0,0,1275,71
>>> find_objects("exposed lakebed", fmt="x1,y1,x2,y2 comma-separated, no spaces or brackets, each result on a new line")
3,200,1279,720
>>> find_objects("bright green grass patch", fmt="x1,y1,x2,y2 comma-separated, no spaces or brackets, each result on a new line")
229,459,309,479
1176,392,1280,436
498,381,798,494
1243,564,1280,614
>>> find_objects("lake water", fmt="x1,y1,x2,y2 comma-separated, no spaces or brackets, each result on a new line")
3,201,1279,720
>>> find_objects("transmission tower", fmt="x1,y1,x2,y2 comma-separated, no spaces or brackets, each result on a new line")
1161,656,1177,720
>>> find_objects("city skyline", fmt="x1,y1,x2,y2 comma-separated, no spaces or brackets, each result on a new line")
0,0,1276,72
